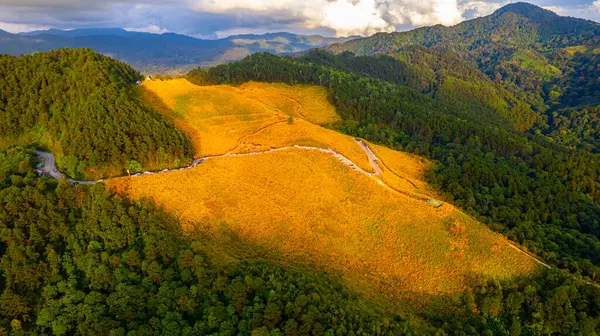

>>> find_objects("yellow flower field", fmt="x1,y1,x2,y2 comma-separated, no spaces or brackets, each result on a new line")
108,148,537,306
236,81,341,125
370,143,436,198
141,78,371,170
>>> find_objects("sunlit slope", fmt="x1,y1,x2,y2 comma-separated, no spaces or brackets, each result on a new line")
142,79,281,156
236,82,341,125
108,148,536,303
370,143,436,199
141,79,371,170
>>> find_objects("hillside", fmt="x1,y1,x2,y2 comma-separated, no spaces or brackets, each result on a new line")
141,79,372,170
1,49,600,334
0,49,193,179
0,28,355,73
108,78,538,307
299,48,537,131
192,52,600,282
323,2,600,150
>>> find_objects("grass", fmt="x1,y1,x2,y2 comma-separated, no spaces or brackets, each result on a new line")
513,50,561,79
231,118,372,171
142,79,281,156
141,79,370,170
108,148,537,307
236,82,341,125
128,78,539,309
370,143,434,198
565,45,588,56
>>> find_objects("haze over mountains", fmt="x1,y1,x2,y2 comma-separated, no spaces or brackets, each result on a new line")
0,28,357,73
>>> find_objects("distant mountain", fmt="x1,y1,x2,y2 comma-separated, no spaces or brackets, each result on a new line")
323,2,600,151
19,28,138,37
0,28,357,73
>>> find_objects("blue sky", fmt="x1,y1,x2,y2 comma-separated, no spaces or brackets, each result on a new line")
0,0,598,38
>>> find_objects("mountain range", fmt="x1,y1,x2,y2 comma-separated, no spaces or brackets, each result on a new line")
0,28,356,73
319,2,600,151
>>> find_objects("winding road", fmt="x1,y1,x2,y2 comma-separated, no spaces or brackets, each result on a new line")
34,141,557,273
34,139,387,185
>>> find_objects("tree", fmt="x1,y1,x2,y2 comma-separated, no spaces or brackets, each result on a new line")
126,159,142,174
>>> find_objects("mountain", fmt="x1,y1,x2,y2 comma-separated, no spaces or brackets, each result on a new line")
0,48,193,178
0,28,356,73
19,28,137,37
323,2,600,151
2,48,600,335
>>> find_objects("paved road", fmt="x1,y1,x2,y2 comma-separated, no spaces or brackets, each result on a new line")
34,150,63,180
34,150,96,184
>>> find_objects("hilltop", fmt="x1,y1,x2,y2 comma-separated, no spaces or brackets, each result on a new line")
322,2,600,151
0,49,193,179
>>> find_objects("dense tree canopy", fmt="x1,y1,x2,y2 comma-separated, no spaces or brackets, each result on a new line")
0,148,433,335
299,49,537,132
0,48,193,179
324,3,600,153
1,147,598,335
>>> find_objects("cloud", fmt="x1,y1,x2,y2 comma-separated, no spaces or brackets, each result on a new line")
124,24,169,34
542,1,600,22
0,21,48,33
193,0,466,36
0,0,597,38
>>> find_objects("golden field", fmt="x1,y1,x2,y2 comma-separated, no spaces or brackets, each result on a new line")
128,78,539,308
108,148,537,305
140,79,358,162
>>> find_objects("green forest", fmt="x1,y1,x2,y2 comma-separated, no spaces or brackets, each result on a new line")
0,49,193,179
1,147,599,335
324,3,600,153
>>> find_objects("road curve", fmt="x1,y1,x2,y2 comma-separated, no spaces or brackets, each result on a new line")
34,139,385,186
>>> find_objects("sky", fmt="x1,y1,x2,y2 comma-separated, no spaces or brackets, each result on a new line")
0,0,598,39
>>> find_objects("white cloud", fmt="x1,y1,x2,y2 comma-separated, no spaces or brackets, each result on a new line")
193,0,467,36
0,0,597,38
321,0,391,36
124,24,169,34
542,2,600,22
0,21,48,33
458,0,507,19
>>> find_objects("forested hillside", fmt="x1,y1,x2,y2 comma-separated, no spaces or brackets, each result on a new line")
299,49,537,131
1,146,599,335
0,48,193,179
324,3,600,152
0,148,433,335
188,52,600,281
